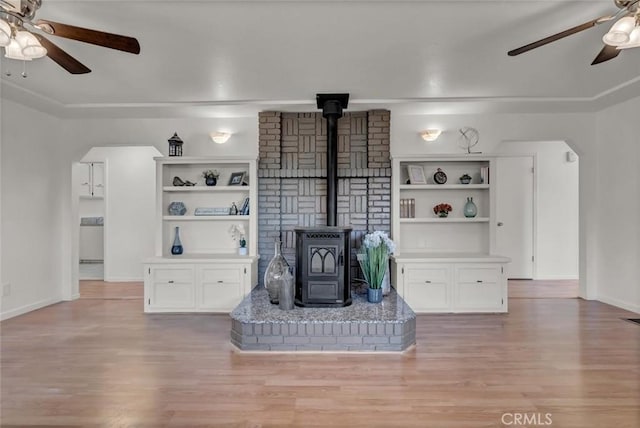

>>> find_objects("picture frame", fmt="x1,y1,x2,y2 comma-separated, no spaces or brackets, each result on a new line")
228,172,245,186
407,165,427,184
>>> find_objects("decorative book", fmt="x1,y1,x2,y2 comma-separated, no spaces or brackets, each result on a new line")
194,207,230,216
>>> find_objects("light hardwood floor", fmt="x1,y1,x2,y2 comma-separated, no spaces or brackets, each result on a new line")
1,286,638,427
80,280,144,299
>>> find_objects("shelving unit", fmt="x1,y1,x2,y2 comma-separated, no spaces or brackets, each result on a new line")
144,156,259,313
391,155,509,313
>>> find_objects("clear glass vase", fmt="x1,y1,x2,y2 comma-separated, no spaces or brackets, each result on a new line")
263,240,290,304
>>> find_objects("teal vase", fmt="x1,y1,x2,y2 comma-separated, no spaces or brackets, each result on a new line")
463,197,477,218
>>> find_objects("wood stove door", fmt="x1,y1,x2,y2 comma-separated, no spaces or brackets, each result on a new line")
300,239,344,303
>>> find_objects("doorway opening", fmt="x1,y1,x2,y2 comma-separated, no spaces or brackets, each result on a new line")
494,141,579,299
71,146,161,300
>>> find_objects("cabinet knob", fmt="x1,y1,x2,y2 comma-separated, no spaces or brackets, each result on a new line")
476,280,483,283
168,280,174,284
425,280,431,284
497,222,504,227
217,280,224,283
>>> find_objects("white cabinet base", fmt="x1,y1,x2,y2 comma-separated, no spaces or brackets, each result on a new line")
393,254,509,313
144,257,258,313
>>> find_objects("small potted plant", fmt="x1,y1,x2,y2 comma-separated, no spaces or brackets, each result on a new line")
459,173,472,184
433,203,452,218
228,224,247,255
202,169,220,186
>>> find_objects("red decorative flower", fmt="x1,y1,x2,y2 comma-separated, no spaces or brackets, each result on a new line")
433,203,452,215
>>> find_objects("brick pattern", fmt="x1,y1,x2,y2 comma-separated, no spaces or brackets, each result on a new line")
231,318,416,352
258,110,391,283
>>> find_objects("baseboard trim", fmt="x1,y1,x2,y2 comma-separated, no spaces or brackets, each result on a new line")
1,297,61,321
597,295,640,315
103,276,143,282
534,275,579,280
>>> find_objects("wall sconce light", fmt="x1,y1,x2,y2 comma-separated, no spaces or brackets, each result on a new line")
566,151,578,163
210,132,231,144
420,129,442,142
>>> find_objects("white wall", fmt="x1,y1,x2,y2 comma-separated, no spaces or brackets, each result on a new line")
494,141,579,280
1,99,64,319
595,98,640,313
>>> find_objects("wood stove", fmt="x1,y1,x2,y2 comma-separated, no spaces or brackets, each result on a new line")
294,227,352,307
294,93,352,307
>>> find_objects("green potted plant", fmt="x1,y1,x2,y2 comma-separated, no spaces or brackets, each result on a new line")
202,169,220,186
357,230,395,303
459,173,472,184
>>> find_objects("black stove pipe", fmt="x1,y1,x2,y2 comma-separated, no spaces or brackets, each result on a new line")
317,94,349,227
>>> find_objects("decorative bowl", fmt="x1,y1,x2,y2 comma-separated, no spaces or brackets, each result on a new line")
168,201,187,216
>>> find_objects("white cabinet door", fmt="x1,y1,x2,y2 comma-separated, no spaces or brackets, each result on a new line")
404,265,451,312
79,163,92,197
197,264,244,311
146,265,195,310
91,163,104,198
454,265,505,311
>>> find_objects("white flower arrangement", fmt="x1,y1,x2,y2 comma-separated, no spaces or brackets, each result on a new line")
357,230,395,289
228,224,246,247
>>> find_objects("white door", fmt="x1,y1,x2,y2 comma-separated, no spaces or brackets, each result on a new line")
495,157,534,279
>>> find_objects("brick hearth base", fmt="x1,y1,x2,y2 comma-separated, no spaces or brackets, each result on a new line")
230,287,415,352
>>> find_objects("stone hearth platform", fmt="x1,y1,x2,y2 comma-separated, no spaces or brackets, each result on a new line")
230,287,416,352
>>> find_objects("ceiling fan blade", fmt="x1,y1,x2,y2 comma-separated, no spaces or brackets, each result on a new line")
35,19,140,54
34,34,91,74
591,44,621,65
508,17,603,56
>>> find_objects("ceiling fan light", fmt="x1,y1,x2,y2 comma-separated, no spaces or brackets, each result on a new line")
617,27,640,49
4,38,31,60
0,20,12,47
15,30,46,59
603,16,635,46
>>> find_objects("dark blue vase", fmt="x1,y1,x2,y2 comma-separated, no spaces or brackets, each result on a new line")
367,287,383,303
205,176,217,186
171,226,183,255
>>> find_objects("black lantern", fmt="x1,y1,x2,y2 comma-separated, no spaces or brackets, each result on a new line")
168,132,183,157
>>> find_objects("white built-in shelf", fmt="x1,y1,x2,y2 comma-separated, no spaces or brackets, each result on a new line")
400,217,490,223
399,184,489,190
163,215,250,221
163,186,250,192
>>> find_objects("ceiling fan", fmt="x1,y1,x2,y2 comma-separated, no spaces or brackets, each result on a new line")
0,0,139,74
508,0,640,65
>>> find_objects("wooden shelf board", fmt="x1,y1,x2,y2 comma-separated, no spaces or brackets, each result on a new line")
163,215,250,221
399,217,490,223
163,186,250,192
399,184,489,190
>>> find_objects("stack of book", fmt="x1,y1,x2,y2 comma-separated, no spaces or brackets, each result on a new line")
400,198,415,218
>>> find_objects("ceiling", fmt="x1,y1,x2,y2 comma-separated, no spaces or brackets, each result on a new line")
2,0,640,117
